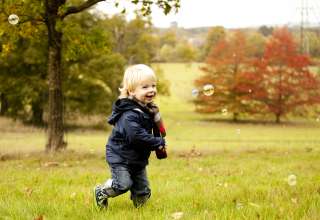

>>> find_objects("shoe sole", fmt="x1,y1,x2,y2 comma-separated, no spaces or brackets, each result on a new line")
93,186,103,210
93,186,108,210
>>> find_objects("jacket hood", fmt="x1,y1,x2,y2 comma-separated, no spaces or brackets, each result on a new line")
108,98,151,125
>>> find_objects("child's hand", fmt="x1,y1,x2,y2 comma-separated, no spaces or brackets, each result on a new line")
147,102,159,114
156,145,167,159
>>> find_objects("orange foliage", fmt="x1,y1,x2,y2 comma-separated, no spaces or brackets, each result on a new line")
249,28,320,122
195,31,263,120
195,28,320,122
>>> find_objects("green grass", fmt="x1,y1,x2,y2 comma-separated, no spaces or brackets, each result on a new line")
1,63,320,219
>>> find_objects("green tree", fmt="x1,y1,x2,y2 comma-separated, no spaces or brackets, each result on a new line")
0,10,121,124
201,26,226,60
175,41,197,62
159,30,177,47
258,25,274,37
102,14,168,94
123,15,158,64
62,12,125,115
158,44,175,62
103,14,160,64
1,0,180,152
0,24,47,124
246,32,266,58
306,31,320,58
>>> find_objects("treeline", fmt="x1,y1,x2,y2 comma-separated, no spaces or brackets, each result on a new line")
156,25,320,63
194,28,320,123
1,7,319,125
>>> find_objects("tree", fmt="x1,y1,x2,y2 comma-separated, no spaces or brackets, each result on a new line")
175,41,197,62
104,14,159,64
124,16,159,64
252,28,320,123
159,30,177,47
258,25,274,37
246,32,266,58
158,44,175,62
0,26,48,124
1,0,180,152
0,9,122,125
201,26,226,60
102,14,169,94
195,31,254,121
62,12,125,116
306,30,320,58
102,15,127,54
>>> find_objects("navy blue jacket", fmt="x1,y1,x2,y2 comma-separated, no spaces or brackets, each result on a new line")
106,98,165,167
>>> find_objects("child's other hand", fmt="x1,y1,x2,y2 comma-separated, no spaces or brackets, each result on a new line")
156,145,167,159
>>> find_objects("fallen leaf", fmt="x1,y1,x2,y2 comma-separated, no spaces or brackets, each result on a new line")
70,192,76,199
291,198,298,204
25,187,33,196
34,215,44,220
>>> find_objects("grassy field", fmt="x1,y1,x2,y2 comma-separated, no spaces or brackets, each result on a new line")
1,63,320,219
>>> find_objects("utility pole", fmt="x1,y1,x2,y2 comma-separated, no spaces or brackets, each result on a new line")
300,0,311,54
300,0,304,53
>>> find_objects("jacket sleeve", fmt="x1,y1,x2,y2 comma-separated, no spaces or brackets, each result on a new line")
122,112,165,150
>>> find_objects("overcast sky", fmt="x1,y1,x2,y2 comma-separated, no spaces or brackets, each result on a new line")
96,0,320,28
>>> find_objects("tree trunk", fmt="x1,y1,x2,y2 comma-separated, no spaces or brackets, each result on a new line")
275,113,281,123
233,112,239,122
45,1,66,152
0,93,8,115
31,95,44,125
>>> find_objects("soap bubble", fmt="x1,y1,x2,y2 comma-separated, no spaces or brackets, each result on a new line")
8,14,19,25
221,108,228,115
191,88,199,97
202,84,214,96
235,202,243,210
287,174,297,186
171,212,183,219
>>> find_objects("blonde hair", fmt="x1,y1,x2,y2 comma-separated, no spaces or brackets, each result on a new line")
119,64,157,99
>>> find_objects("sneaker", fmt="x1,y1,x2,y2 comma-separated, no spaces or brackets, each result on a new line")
132,193,151,208
93,185,108,209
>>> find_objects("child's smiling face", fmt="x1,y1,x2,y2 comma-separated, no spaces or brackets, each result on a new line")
130,79,157,105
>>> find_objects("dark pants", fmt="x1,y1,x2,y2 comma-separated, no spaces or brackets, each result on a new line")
109,164,151,207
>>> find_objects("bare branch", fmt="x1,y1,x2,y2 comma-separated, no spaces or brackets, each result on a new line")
60,0,106,19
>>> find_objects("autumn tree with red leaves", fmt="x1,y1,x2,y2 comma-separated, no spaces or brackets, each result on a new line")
250,28,320,123
195,31,260,121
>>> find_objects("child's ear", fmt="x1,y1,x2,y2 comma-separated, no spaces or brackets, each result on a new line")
128,90,135,96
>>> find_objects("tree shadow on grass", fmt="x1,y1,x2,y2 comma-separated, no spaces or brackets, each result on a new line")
199,117,318,127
